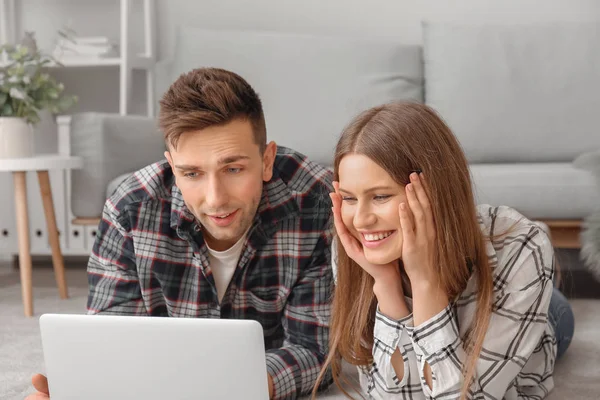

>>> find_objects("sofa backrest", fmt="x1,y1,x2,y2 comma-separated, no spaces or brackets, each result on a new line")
157,26,425,167
423,21,600,163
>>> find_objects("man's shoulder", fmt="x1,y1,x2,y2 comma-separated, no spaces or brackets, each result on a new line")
273,146,333,199
108,160,175,214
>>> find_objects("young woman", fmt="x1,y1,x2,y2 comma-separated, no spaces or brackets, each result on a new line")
315,102,574,399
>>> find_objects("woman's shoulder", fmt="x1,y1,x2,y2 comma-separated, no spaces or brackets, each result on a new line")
475,204,555,292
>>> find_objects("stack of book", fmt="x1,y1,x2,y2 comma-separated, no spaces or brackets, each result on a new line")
53,36,118,62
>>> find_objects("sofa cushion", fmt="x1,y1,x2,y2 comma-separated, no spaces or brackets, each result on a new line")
470,162,600,220
423,21,600,163
163,26,424,166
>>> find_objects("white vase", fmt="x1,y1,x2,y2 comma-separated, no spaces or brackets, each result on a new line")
0,117,35,159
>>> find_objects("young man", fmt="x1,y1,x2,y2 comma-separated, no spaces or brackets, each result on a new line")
27,68,334,399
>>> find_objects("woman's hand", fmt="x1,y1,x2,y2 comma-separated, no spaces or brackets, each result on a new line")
401,172,448,327
25,374,50,399
399,173,438,287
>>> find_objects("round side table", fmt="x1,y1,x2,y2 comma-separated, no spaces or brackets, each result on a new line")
0,155,83,317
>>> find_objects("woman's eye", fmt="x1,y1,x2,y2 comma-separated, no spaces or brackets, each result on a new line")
341,196,357,202
374,195,391,201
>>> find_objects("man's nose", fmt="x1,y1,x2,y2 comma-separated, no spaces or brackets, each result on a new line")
205,176,229,210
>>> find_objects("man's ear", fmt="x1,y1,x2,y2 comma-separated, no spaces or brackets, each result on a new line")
165,151,173,168
262,141,277,182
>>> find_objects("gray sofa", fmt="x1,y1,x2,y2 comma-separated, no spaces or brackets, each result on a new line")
69,22,600,234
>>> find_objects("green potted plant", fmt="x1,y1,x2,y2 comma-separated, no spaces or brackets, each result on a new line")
0,43,77,159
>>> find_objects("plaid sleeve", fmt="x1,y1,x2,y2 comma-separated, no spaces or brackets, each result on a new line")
86,198,147,316
410,229,554,398
365,307,416,394
265,223,334,399
367,225,555,399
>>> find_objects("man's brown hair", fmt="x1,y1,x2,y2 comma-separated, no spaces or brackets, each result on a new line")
159,67,267,152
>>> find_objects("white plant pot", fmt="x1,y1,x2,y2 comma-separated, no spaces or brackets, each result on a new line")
0,117,35,159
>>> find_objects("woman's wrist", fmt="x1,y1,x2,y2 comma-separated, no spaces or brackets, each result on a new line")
373,280,410,320
411,280,449,326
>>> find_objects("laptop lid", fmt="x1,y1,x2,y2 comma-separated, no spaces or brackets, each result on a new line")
39,314,269,400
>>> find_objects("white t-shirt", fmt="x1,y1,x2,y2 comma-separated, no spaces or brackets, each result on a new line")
205,233,247,302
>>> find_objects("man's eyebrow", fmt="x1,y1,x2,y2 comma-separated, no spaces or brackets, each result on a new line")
217,155,251,165
174,164,201,170
174,155,251,170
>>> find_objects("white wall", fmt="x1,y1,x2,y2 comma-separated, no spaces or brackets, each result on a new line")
157,0,600,59
2,0,597,153
11,0,600,147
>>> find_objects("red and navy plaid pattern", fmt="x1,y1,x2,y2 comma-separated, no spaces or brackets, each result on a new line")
86,146,334,399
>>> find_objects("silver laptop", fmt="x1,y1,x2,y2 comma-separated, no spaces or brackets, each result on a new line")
39,313,269,400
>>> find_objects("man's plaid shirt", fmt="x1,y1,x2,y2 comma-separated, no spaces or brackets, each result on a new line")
86,146,334,399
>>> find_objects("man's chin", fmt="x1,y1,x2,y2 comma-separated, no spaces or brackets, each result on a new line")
204,221,245,239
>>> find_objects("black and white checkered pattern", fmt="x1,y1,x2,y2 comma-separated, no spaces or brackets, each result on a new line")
86,146,334,399
359,205,557,399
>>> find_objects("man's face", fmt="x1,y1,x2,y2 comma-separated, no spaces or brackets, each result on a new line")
166,119,276,251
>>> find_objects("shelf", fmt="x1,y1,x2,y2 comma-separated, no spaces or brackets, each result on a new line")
1,0,156,116
51,56,123,67
0,54,154,69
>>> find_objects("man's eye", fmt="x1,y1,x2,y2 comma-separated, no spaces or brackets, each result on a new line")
227,168,242,174
184,172,198,178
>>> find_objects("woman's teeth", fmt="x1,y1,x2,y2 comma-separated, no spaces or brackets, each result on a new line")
216,213,232,219
363,231,393,242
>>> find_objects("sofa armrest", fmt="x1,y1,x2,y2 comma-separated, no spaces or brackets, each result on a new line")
69,112,165,219
574,149,600,173
574,149,600,194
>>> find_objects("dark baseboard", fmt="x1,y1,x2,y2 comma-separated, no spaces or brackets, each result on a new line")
8,255,89,269
558,268,600,299
555,249,600,299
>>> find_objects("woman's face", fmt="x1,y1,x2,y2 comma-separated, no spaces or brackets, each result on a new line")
337,154,407,265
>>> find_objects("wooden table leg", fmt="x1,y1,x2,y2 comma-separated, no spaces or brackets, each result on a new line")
37,170,69,299
13,171,33,317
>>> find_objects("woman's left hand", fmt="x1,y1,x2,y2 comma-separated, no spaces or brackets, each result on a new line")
399,172,438,287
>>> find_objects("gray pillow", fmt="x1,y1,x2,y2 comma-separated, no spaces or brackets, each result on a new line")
165,26,424,166
423,21,600,163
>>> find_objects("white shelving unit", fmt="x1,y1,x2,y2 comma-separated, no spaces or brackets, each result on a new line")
0,0,157,257
0,0,157,116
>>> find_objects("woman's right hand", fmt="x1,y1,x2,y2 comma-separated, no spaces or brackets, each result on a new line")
25,374,50,399
330,181,402,285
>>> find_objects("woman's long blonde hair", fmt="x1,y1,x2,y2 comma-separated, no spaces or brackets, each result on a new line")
313,102,493,399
